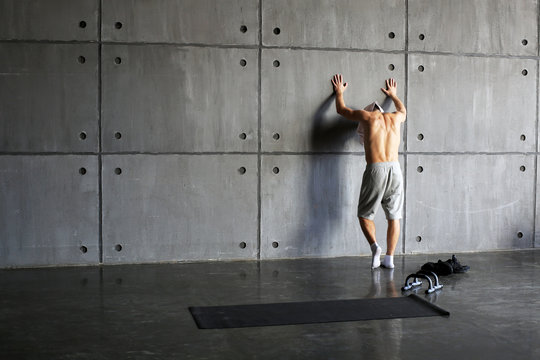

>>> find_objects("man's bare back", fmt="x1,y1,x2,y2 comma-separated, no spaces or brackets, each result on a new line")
330,76,406,163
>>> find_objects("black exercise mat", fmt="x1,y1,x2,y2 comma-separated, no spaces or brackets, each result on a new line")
189,294,449,329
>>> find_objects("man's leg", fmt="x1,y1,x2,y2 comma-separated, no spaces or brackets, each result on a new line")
359,217,382,269
381,219,400,268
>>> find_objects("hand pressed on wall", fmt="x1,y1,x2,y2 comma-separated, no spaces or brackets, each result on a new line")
331,74,348,94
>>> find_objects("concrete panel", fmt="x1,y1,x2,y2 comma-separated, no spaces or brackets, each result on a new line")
102,0,258,45
261,155,405,259
0,0,98,41
102,45,258,152
0,43,99,152
263,0,405,50
0,156,99,268
102,155,258,263
408,54,536,153
406,155,534,254
409,0,538,56
262,49,405,152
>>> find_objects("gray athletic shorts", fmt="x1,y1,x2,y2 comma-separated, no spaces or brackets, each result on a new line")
357,162,403,220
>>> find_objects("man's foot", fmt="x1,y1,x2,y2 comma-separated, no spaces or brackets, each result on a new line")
381,255,394,269
371,243,382,269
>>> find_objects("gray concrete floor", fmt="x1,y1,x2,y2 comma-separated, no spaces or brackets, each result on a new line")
1,250,539,359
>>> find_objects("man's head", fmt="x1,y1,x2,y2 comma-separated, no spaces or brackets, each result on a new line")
364,102,384,113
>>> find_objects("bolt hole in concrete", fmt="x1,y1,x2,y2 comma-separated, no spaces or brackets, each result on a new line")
522,69,528,76
78,56,86,64
419,34,425,40
238,167,246,175
80,246,88,253
79,167,87,175
115,22,122,29
239,242,247,249
79,21,87,28
388,64,395,71
417,166,423,173
240,59,247,67
240,25,248,33
520,165,526,172
522,39,528,46
114,132,122,139
79,131,87,140
273,27,281,35
239,132,247,140
517,232,524,238
418,65,424,72
416,236,422,242
115,244,123,252
272,167,280,174
272,241,279,248
520,134,526,141
417,133,424,141
388,32,395,39
115,168,122,175
273,60,280,67
273,133,280,141
115,57,122,65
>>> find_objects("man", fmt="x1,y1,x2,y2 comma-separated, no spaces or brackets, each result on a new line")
331,75,406,269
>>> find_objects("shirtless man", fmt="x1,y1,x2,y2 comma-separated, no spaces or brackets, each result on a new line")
331,75,406,269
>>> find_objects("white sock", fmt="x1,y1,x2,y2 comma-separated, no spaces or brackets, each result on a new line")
381,255,394,269
370,243,381,269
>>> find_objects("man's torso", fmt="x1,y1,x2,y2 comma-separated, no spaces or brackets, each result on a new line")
362,112,402,164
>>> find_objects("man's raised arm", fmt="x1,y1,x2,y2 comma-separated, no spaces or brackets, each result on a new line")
331,74,368,122
381,78,406,121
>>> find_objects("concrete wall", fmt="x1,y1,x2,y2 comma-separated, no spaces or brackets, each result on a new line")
0,0,538,268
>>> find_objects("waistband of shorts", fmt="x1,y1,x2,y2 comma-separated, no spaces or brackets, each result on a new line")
365,161,400,169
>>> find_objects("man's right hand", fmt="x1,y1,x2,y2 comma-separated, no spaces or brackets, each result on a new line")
381,78,397,97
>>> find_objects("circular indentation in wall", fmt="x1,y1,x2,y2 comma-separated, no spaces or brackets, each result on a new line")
273,133,280,141
272,270,279,277
114,57,122,65
272,241,279,248
522,39,528,46
417,133,424,141
79,167,87,175
416,236,422,242
114,168,122,175
115,278,123,285
240,59,247,67
239,242,247,249
80,246,88,253
115,244,123,252
419,34,425,41
78,56,86,64
517,232,523,238
520,165,526,172
388,32,395,39
522,69,528,76
79,21,87,29
273,27,281,35
273,60,280,67
239,132,247,140
79,132,87,140
520,134,526,141
388,64,395,71
238,167,246,175
240,25,248,33
115,22,123,29
114,132,122,139
418,65,424,72
417,166,423,173
272,167,280,174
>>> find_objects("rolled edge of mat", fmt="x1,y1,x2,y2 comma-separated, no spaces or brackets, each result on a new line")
407,294,450,317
